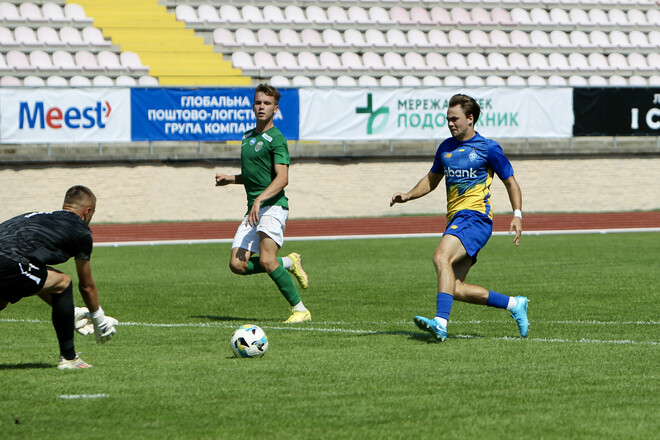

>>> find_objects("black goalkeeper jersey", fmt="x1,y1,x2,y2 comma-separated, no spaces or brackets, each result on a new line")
0,210,92,266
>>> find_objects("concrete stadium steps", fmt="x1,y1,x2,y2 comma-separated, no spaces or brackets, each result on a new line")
71,0,250,85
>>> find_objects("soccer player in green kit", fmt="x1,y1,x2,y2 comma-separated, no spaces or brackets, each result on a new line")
215,84,311,323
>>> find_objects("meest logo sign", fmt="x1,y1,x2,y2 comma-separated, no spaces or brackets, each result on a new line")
18,100,112,130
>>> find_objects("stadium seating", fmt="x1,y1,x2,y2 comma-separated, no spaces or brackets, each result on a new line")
0,1,157,86
174,0,659,87
0,1,658,87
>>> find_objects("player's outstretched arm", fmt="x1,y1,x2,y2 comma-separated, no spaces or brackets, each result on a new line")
390,171,443,207
75,258,116,343
75,258,100,312
502,175,523,246
215,173,243,186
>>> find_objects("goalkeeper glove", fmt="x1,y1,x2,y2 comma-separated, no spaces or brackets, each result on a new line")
74,307,94,336
87,306,118,344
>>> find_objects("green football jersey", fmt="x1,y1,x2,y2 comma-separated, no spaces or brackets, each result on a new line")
240,126,290,214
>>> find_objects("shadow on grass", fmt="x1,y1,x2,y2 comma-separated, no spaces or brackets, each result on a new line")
0,362,52,370
360,330,486,343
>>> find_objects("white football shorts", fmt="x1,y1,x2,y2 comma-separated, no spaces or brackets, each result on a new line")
231,205,289,252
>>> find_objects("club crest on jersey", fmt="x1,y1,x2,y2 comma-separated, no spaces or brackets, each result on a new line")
444,153,452,158
255,141,264,152
469,150,478,161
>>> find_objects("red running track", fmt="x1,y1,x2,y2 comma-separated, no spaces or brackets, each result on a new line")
91,212,660,243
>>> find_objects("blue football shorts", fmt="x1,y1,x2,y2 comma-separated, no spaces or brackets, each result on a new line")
443,210,493,261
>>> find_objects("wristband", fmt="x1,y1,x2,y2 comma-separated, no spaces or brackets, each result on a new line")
88,306,105,324
513,209,522,220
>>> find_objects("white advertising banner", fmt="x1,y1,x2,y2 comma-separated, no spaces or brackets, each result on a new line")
299,87,574,140
0,88,131,143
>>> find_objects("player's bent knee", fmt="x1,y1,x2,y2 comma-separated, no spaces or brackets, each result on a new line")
433,253,452,271
228,260,247,275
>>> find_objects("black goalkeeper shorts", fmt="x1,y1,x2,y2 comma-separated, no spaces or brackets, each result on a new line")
0,255,48,304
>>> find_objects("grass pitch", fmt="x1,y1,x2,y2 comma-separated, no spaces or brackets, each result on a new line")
1,232,658,439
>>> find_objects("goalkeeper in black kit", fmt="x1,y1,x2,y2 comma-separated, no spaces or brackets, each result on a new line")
0,185,117,369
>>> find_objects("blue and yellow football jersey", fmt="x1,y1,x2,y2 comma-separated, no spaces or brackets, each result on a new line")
431,132,514,221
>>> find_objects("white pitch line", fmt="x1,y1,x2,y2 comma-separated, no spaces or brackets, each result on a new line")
92,227,660,248
2,318,657,346
59,394,109,400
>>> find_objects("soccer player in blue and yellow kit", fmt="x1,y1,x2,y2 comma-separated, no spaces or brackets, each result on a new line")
390,94,529,341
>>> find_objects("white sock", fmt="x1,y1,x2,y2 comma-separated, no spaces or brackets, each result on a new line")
506,297,517,311
281,256,293,270
293,301,306,312
433,317,448,328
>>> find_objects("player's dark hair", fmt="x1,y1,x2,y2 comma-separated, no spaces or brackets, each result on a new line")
64,185,96,207
255,83,281,104
449,94,480,124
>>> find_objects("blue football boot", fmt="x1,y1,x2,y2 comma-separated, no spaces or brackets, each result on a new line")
414,315,447,342
510,296,530,338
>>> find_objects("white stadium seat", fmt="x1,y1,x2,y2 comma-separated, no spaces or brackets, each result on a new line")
37,26,63,47
298,51,323,71
336,75,357,86
241,5,266,24
292,75,313,86
380,75,400,86
92,75,114,86
6,50,33,70
257,28,284,48
14,26,39,47
46,75,68,86
29,50,56,71
0,75,21,86
116,75,137,86
52,50,79,71
20,3,46,24
42,3,67,23
64,3,92,24
263,6,286,25
0,2,21,23
75,50,103,71
422,75,442,86
319,51,343,71
358,75,379,86
69,75,91,86
401,75,422,86
175,5,198,24
197,5,221,24
82,27,111,46
23,75,46,86
97,51,123,71
138,75,159,86
314,75,334,86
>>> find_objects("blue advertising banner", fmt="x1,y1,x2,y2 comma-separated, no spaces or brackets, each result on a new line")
131,88,299,141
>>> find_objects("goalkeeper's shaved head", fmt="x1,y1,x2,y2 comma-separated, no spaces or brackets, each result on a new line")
63,185,96,209
63,185,96,224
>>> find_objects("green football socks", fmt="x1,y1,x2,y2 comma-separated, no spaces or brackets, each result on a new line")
246,256,283,275
269,265,301,307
